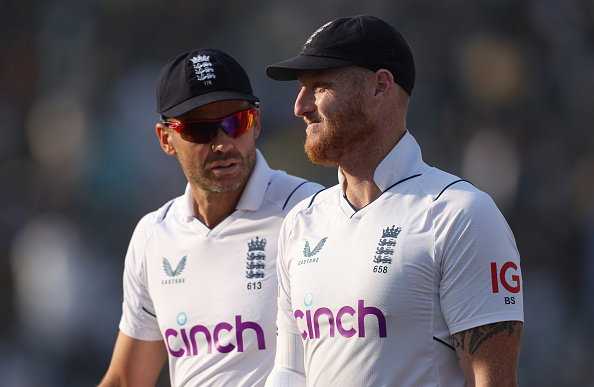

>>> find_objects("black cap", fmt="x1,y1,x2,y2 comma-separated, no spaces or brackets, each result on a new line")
266,15,415,95
156,48,259,118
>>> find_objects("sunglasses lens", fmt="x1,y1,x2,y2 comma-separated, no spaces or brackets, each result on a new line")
221,109,254,138
179,125,213,144
173,107,256,144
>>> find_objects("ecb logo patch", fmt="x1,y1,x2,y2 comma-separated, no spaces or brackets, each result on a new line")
303,21,332,50
162,256,187,285
373,226,401,264
246,237,266,279
190,55,216,84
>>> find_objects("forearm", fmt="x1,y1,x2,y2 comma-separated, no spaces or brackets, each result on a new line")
453,321,523,387
98,331,167,387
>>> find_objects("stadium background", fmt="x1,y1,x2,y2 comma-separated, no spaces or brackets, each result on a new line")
1,0,593,385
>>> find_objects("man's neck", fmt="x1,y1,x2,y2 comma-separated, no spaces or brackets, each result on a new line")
341,170,382,211
339,146,383,210
190,183,246,228
338,129,405,211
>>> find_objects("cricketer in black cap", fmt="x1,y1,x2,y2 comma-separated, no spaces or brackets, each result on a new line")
263,15,524,387
99,48,324,387
266,14,415,95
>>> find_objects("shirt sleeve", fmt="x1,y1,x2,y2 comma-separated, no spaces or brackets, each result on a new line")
118,214,163,341
434,187,524,335
276,211,302,336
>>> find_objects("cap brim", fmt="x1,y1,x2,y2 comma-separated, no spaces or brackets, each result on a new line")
266,54,356,81
160,90,259,118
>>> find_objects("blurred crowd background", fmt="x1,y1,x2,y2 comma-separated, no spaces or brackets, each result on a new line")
1,0,593,385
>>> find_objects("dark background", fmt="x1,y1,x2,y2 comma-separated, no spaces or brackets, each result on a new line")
1,0,593,385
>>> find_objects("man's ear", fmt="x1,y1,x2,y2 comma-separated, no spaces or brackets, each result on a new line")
156,123,177,156
372,69,394,105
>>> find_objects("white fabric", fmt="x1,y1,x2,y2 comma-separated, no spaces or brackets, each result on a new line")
264,367,306,387
273,329,305,374
275,132,524,386
119,150,323,387
264,330,305,387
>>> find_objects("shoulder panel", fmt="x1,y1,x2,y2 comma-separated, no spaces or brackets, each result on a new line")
267,170,325,213
415,168,472,202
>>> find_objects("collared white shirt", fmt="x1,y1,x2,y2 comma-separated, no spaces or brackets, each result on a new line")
277,132,523,386
119,150,323,386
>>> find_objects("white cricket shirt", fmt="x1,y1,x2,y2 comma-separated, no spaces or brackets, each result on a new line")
119,150,323,386
276,132,524,386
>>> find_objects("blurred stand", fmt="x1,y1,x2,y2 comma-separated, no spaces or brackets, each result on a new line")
1,0,593,385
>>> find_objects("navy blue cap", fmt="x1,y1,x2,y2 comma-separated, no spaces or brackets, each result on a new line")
157,48,259,118
266,15,415,95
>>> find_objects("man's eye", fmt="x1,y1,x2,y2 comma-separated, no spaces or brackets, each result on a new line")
313,84,327,92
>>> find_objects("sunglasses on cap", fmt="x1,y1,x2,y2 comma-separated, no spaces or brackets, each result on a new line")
162,103,259,144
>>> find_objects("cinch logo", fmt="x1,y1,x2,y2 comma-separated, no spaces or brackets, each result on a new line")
165,314,266,358
491,262,521,293
294,296,387,340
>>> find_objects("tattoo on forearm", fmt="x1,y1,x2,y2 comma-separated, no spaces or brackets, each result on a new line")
453,321,522,356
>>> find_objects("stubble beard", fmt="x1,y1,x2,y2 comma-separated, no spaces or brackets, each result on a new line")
181,148,256,194
304,92,371,166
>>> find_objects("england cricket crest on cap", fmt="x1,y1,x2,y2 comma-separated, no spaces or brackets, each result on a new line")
190,55,216,84
373,226,401,264
246,237,266,279
303,21,332,50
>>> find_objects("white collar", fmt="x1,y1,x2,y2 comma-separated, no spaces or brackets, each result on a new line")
337,130,428,193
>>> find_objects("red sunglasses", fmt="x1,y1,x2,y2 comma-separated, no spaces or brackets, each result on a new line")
162,104,259,144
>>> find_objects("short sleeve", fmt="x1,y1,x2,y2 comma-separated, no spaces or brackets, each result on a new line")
275,211,302,336
118,214,163,341
434,187,524,334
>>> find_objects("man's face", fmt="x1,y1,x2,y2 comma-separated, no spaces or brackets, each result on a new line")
161,100,260,194
295,67,372,166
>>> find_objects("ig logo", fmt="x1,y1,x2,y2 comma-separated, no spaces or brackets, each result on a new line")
491,262,521,305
